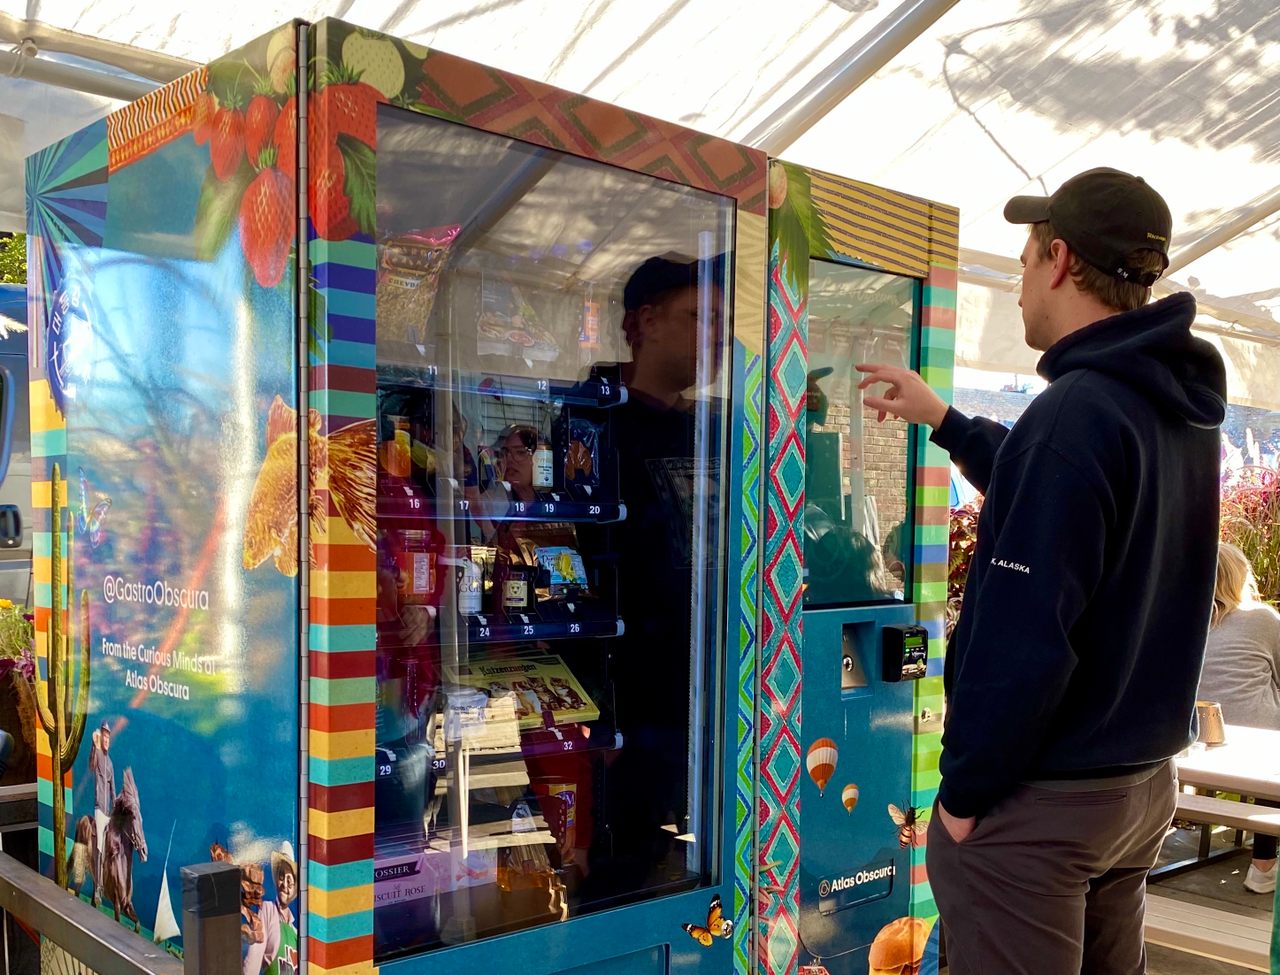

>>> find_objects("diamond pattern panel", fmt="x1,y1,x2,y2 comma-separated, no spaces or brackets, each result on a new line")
758,241,808,975
413,48,765,211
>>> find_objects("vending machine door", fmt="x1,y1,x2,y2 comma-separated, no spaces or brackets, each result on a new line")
305,18,766,975
759,160,959,975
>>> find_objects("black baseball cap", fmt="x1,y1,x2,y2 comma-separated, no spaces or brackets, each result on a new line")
1003,168,1172,287
623,254,722,310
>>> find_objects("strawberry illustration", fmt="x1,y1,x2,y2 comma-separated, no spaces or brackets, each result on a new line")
316,67,381,148
210,104,246,181
309,144,356,241
273,96,297,181
239,165,293,288
192,92,217,146
244,94,280,169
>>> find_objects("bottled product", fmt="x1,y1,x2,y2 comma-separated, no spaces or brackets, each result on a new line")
533,437,554,490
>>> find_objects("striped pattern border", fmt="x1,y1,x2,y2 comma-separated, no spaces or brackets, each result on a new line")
107,67,207,172
909,212,959,931
306,26,379,975
29,380,69,866
810,172,960,281
25,123,107,876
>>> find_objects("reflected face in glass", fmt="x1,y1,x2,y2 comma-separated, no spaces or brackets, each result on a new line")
499,429,536,489
632,284,723,392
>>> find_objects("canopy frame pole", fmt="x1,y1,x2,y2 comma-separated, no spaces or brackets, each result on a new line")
738,0,963,156
0,48,158,102
1165,183,1280,276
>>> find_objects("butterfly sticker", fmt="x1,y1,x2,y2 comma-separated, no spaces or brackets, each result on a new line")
77,469,112,549
682,893,733,946
888,803,930,848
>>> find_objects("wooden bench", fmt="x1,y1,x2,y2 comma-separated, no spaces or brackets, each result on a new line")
1175,792,1280,835
1144,893,1271,972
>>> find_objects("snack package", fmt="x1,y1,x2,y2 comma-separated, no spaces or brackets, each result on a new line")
377,225,462,348
533,545,589,601
563,418,602,493
444,654,600,731
477,276,560,362
530,777,577,866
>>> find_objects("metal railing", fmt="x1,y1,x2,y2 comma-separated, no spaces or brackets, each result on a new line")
0,786,239,975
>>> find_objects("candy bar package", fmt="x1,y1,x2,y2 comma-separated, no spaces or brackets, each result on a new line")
562,418,602,494
377,225,462,347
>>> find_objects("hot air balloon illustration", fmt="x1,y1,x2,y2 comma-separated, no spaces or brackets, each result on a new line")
806,738,838,796
841,783,859,813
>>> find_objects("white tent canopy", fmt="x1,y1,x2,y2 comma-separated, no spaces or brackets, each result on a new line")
4,0,1279,404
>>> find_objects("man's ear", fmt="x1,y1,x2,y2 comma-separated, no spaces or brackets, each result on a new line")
628,304,659,346
1048,239,1072,289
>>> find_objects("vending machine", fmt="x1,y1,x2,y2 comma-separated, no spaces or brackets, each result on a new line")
26,19,767,975
756,161,958,975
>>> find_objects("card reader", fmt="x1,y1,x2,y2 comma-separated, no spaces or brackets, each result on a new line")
882,623,928,682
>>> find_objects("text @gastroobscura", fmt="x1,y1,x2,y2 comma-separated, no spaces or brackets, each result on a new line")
102,575,211,610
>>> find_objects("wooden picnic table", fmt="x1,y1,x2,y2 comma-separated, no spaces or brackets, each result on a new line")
1174,724,1280,802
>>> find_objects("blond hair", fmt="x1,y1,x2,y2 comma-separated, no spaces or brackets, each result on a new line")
1211,542,1259,628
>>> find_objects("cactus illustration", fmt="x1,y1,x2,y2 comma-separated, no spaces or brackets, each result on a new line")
34,464,90,890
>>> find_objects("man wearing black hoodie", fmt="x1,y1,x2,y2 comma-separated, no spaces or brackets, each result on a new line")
857,168,1227,975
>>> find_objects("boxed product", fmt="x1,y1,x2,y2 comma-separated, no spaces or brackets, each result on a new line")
444,654,600,731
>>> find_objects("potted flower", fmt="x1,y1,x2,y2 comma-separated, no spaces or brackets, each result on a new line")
0,597,36,785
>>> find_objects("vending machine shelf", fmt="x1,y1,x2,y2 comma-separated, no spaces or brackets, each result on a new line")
378,487,626,527
462,613,624,645
433,728,623,777
380,369,628,409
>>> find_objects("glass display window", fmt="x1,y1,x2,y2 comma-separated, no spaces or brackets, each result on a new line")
370,103,736,958
803,259,918,607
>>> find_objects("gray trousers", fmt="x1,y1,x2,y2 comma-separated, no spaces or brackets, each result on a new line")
927,760,1176,975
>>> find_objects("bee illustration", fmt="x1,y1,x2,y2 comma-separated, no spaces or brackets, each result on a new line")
682,893,733,946
888,803,930,848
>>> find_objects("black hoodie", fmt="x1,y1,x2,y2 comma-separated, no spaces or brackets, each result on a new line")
933,292,1226,819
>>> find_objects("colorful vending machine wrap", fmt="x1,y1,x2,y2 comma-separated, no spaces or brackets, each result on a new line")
33,15,767,975
759,159,958,975
26,23,303,960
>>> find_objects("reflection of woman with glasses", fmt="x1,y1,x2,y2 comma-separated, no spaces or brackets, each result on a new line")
496,424,540,504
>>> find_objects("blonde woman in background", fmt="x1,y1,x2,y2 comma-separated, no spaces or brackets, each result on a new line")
1198,542,1280,894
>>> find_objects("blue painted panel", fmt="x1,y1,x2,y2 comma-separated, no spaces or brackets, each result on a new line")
797,603,918,973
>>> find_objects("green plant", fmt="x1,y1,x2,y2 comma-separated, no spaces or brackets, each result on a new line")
1219,466,1280,604
0,598,35,750
0,233,25,284
946,498,984,637
34,465,90,889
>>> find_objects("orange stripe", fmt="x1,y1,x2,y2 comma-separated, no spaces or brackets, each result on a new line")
311,598,376,627
308,935,372,969
310,703,375,734
927,265,959,290
922,306,956,329
917,506,948,527
911,861,929,885
917,466,950,488
312,544,377,573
